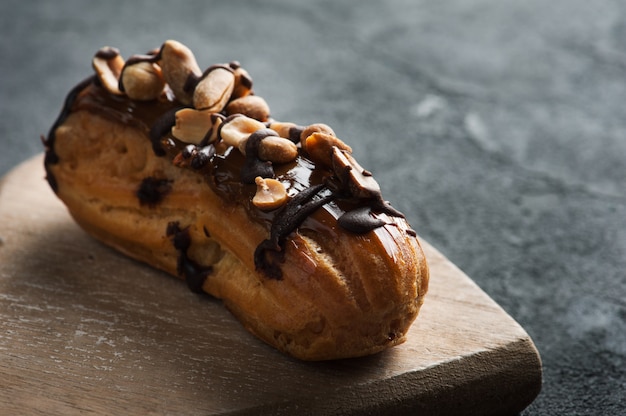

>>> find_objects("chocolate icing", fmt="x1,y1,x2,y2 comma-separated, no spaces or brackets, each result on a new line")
43,75,96,193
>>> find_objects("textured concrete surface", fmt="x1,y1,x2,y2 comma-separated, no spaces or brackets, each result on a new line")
1,1,625,414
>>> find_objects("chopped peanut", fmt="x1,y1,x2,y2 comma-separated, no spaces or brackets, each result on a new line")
159,40,202,105
304,132,352,167
300,123,335,151
252,177,288,210
120,61,165,101
226,95,270,122
171,108,214,144
258,136,298,163
219,115,267,152
92,46,125,95
193,66,235,112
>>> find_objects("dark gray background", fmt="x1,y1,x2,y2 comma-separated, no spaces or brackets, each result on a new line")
1,1,624,414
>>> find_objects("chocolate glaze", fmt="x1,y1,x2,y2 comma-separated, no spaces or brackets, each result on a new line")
71,82,182,134
43,75,96,193
45,78,412,281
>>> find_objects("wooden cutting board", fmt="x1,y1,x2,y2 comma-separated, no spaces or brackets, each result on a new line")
0,155,541,415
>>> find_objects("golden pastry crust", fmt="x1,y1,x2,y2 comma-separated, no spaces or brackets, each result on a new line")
44,41,429,360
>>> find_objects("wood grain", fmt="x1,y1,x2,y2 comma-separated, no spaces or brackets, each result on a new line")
0,155,541,415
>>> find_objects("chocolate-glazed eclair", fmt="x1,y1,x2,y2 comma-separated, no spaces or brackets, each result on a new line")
42,40,429,360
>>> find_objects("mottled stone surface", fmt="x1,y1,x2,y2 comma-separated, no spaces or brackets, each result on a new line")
1,1,624,414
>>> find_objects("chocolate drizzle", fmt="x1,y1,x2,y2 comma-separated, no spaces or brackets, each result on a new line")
229,60,253,89
94,46,120,60
241,129,278,184
287,126,304,144
183,73,201,95
199,63,234,82
166,221,213,293
190,145,216,170
254,184,334,279
149,107,184,156
337,206,386,234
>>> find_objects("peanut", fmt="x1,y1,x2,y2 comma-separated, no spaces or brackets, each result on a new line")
300,123,335,151
253,177,288,211
304,132,352,167
229,61,254,99
267,121,301,142
331,147,381,199
226,95,270,122
193,65,235,112
92,46,125,95
120,60,165,101
171,108,214,144
258,136,298,164
159,40,202,105
219,114,266,152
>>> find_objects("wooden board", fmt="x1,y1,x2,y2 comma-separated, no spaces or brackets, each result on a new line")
0,155,541,415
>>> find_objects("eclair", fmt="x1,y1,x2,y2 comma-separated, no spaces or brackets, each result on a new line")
42,40,429,360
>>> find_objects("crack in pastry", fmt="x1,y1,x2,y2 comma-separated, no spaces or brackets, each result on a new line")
43,40,429,360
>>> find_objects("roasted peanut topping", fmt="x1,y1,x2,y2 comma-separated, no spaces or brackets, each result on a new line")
258,136,298,164
120,59,165,101
159,40,202,105
300,123,335,151
267,121,301,141
229,61,254,99
93,47,125,95
219,114,267,153
193,65,235,112
171,108,214,145
71,40,412,279
304,131,352,167
253,177,288,211
331,147,380,199
226,95,270,122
